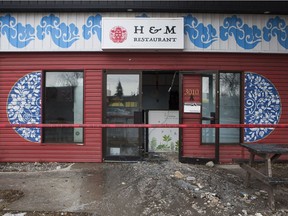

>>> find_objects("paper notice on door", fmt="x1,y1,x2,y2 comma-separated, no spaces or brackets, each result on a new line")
184,102,201,113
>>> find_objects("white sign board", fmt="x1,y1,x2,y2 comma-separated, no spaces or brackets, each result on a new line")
184,102,201,113
102,18,184,50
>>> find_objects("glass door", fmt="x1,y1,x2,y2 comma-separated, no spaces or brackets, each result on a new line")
201,74,216,144
181,72,217,163
105,73,142,160
180,71,241,163
201,72,241,144
219,73,241,143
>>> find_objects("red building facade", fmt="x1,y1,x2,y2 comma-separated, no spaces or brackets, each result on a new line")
0,2,288,163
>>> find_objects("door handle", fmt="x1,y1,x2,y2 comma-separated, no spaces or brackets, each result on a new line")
201,116,214,121
202,112,216,124
202,116,216,124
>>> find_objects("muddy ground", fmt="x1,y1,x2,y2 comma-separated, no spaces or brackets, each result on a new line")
0,154,288,216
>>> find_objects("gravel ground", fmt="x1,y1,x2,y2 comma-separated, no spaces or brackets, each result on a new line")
0,162,73,173
0,154,288,216
0,162,88,216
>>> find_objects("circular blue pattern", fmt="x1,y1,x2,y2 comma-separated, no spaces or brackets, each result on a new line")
244,72,281,142
7,72,42,143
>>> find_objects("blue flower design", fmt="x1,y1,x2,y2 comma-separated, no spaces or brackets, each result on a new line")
263,16,288,49
37,14,80,48
82,14,102,42
220,15,262,49
0,14,35,48
184,14,218,48
7,72,42,143
244,72,281,142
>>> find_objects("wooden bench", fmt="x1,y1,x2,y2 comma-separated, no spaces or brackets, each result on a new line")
234,144,288,210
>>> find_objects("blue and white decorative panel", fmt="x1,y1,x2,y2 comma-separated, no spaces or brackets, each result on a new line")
263,16,288,49
37,14,80,48
183,14,288,53
220,15,262,50
7,72,42,143
244,72,281,142
184,14,218,49
83,14,102,42
0,14,35,48
0,12,287,53
0,13,102,51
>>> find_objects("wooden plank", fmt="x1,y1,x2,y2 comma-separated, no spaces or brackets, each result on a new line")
240,163,270,185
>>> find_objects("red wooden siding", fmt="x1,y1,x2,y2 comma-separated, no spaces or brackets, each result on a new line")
0,52,288,163
84,70,103,162
181,74,215,158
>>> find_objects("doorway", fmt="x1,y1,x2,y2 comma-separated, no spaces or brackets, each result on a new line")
142,71,179,153
103,70,179,161
180,71,241,163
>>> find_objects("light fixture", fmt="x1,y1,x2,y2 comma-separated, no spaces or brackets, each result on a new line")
127,9,133,12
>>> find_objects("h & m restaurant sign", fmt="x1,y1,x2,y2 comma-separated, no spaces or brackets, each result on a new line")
101,18,184,50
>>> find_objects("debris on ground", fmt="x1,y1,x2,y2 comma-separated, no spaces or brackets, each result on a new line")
0,154,288,216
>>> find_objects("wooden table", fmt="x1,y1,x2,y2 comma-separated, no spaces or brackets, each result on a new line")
238,143,288,210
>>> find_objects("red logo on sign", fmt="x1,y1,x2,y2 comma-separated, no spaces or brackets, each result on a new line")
110,26,127,43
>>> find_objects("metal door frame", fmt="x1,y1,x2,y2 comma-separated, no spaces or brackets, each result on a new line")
102,70,143,161
179,71,219,164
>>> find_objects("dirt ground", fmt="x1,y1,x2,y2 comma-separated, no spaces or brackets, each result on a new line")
0,154,288,216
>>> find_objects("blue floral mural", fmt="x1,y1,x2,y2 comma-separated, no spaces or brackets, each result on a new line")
220,15,262,49
263,16,288,49
184,14,218,48
37,14,80,48
0,14,35,48
244,72,281,142
83,14,102,42
7,72,42,143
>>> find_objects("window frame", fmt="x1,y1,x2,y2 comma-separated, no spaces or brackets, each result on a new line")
201,71,243,145
42,70,85,144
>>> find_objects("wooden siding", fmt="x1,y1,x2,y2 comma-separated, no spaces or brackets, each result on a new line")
0,52,288,163
84,70,103,162
181,74,210,158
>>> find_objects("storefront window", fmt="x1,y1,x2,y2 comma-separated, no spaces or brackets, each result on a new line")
219,73,240,143
105,74,141,158
43,72,83,143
